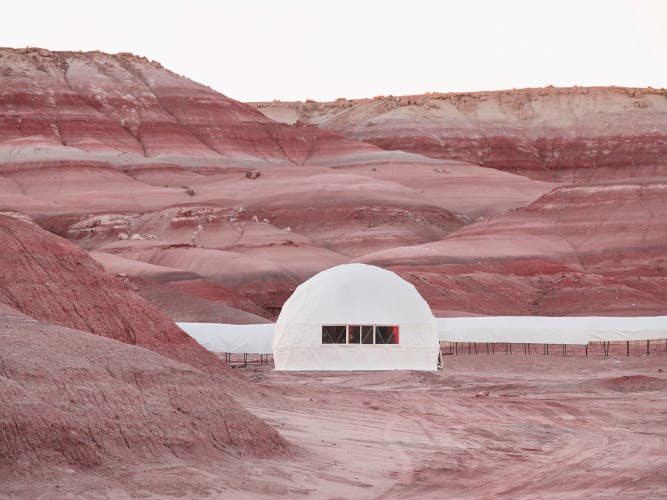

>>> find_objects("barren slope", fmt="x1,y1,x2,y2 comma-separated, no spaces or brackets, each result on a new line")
2,48,664,319
0,47,379,166
0,48,558,320
0,214,228,372
0,306,286,478
5,355,666,497
362,180,667,316
253,87,667,182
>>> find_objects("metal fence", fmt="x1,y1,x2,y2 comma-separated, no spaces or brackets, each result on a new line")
441,339,667,357
217,352,273,366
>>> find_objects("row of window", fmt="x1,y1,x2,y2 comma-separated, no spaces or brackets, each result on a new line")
322,325,399,345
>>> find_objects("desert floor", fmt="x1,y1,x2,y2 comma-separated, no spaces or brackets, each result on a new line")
4,348,667,499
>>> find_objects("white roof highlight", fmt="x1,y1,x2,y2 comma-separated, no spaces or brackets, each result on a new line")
277,263,435,326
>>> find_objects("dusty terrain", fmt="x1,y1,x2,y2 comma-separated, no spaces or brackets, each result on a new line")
4,352,666,498
1,47,666,497
1,48,665,319
0,214,288,484
0,308,286,479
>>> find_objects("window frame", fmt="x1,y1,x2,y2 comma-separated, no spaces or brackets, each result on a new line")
321,324,348,344
321,324,400,345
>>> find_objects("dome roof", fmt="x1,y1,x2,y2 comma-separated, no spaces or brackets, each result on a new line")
276,263,435,326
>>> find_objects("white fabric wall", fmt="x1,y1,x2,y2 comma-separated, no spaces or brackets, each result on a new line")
437,316,667,344
177,322,274,354
585,316,667,342
437,317,590,344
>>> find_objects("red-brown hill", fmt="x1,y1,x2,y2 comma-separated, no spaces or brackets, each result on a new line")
362,180,667,316
0,47,378,166
253,87,667,182
0,305,287,477
2,48,664,318
2,48,553,319
0,214,228,373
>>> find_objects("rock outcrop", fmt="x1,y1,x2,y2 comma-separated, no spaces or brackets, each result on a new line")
253,87,667,182
0,215,288,476
0,47,378,166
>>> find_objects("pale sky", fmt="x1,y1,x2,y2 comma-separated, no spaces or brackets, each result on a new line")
3,0,667,102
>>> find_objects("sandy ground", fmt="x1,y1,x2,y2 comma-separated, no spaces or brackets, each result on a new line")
4,351,667,499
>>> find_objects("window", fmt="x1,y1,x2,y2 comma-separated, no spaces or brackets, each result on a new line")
375,326,399,344
348,325,361,344
321,325,399,345
347,325,375,344
361,325,374,344
322,325,347,344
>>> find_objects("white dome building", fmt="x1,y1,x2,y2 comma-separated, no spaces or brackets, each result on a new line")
273,264,439,371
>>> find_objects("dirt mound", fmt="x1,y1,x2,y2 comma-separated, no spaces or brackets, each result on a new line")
0,312,287,476
0,214,226,373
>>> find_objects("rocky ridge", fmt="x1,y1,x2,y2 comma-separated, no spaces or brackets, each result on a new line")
252,86,667,182
1,48,664,318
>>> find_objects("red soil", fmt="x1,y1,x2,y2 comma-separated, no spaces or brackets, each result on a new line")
0,214,229,373
0,309,287,478
253,86,667,182
5,353,665,497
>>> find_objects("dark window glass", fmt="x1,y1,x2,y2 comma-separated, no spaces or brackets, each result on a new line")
322,325,347,344
361,325,374,344
375,326,399,344
348,325,361,343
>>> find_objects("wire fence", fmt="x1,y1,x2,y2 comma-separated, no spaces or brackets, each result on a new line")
215,339,667,368
441,339,667,357
217,352,273,367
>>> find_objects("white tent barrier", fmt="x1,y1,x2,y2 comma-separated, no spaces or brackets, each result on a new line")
178,322,274,354
437,317,589,344
437,316,667,344
179,316,667,356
